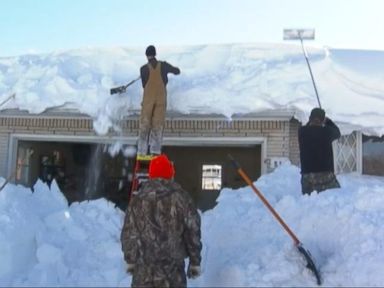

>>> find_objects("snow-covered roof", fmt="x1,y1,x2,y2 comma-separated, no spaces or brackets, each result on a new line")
1,43,384,136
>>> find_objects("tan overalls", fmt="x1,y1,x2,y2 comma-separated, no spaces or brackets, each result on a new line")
137,62,166,155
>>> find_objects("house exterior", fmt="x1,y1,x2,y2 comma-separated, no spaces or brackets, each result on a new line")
1,44,381,210
0,106,372,210
0,108,306,210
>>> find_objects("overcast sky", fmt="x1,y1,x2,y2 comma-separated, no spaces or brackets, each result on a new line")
1,0,384,57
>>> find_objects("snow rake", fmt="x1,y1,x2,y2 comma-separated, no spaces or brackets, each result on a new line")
228,154,322,285
283,28,322,108
110,76,141,95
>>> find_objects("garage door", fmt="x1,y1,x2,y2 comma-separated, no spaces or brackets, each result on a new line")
162,146,261,212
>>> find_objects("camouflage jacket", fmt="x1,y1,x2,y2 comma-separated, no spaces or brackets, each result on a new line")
121,179,202,266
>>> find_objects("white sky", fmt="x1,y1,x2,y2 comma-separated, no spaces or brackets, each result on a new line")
1,0,384,56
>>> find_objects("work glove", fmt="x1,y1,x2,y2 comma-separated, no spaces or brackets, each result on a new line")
127,263,135,275
187,264,201,279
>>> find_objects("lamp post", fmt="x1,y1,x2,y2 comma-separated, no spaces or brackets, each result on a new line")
283,29,321,108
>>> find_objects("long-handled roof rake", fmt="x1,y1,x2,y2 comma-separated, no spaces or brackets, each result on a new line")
284,28,322,108
228,154,322,285
110,76,141,95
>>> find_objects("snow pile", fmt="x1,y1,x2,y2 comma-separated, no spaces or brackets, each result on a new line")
1,163,384,287
192,163,384,287
1,44,384,135
0,179,129,287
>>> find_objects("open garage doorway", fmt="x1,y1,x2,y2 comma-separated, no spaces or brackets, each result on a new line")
162,146,262,212
14,139,262,212
15,140,135,210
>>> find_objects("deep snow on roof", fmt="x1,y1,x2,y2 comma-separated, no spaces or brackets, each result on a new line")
0,43,383,135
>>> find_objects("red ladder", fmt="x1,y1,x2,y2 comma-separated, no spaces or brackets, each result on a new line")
129,155,155,202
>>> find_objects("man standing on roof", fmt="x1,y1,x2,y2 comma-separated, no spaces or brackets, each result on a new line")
121,154,202,287
137,45,180,157
298,108,341,195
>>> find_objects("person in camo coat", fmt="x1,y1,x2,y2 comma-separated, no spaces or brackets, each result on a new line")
298,107,341,195
121,154,202,288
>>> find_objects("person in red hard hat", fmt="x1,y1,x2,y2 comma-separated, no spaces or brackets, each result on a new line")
148,154,175,179
121,154,202,288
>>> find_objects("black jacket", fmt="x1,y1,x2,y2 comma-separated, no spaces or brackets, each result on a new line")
140,58,180,88
298,118,341,174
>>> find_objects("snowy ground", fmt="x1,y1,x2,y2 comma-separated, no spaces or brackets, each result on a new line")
1,162,383,287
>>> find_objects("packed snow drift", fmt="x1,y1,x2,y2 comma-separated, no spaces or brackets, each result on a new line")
1,162,384,287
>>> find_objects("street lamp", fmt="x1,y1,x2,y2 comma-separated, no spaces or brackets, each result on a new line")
283,29,321,108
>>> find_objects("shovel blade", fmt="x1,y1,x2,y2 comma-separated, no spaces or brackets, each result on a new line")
110,86,126,95
297,243,322,285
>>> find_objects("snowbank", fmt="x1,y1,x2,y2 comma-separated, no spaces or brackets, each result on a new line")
0,179,129,287
191,163,384,287
1,163,384,286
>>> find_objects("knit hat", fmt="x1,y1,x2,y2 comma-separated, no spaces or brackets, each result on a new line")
149,154,175,180
145,45,156,57
309,107,325,121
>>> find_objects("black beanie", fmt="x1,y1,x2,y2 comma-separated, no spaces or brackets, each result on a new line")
309,108,325,121
145,45,156,57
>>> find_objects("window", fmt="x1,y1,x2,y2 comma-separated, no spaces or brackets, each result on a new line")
202,164,222,190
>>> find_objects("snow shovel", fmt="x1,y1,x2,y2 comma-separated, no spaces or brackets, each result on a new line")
110,76,141,95
228,154,322,285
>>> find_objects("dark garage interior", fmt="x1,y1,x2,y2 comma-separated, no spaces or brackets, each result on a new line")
162,145,261,211
15,140,262,211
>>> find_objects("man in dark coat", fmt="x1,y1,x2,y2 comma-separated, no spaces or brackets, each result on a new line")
298,107,341,195
137,45,180,157
121,154,202,287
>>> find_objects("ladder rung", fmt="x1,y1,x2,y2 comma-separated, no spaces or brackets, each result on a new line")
136,172,149,177
136,154,156,161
